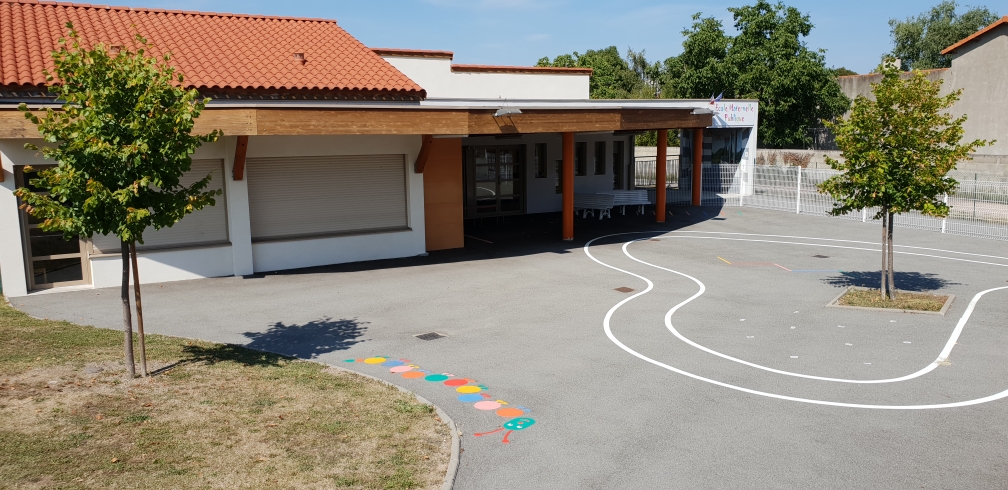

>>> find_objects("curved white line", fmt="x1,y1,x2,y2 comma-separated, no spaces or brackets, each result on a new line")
584,232,1008,409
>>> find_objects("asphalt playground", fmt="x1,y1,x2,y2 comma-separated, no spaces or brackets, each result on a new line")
13,207,1008,489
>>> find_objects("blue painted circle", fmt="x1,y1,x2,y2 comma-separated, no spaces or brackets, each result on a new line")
457,394,483,403
382,360,405,367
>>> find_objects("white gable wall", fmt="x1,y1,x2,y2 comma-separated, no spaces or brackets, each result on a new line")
381,56,590,100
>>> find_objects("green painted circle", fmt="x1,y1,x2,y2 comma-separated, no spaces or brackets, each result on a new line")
424,374,449,382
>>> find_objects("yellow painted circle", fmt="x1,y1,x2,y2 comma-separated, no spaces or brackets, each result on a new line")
363,357,387,364
455,385,481,394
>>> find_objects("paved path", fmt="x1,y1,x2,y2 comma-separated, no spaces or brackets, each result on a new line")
14,208,1008,489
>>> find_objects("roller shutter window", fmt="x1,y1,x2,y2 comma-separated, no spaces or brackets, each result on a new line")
246,154,408,241
90,159,229,253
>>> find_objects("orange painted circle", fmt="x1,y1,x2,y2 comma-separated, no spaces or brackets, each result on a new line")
401,371,425,379
455,385,481,394
496,407,524,418
443,379,468,387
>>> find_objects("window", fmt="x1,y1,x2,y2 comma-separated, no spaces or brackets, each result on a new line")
613,140,625,190
555,160,562,193
594,141,606,175
575,142,587,176
534,143,548,178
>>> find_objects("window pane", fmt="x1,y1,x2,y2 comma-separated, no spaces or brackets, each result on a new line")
32,258,83,285
29,228,80,257
499,164,516,180
575,142,587,176
534,143,547,178
500,196,521,212
475,183,496,197
500,180,514,196
475,165,496,181
594,141,606,175
498,150,513,164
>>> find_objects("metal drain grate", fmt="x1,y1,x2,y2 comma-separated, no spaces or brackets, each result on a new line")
615,287,635,293
415,332,447,341
812,255,830,258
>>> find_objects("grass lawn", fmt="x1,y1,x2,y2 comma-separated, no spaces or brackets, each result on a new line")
836,287,949,312
0,298,450,489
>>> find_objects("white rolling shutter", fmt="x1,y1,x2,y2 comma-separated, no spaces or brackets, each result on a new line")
90,159,229,253
246,154,408,241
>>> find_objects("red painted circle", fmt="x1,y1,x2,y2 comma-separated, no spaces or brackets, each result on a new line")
443,378,468,387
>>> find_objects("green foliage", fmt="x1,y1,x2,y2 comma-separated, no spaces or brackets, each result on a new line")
663,1,851,148
832,67,858,76
889,1,999,70
15,24,222,245
819,61,991,218
537,46,654,99
634,130,680,148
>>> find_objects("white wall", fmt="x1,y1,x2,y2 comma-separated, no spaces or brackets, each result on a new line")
244,134,426,273
0,141,29,297
945,26,1008,155
381,56,590,100
90,244,235,289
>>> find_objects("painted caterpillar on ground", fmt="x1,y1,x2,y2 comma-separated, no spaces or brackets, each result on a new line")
346,356,535,444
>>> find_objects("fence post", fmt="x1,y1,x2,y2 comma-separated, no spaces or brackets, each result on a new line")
941,193,948,233
740,179,745,207
862,208,867,223
795,166,802,214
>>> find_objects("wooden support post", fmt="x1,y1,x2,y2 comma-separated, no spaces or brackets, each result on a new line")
656,129,668,223
232,135,249,180
562,132,574,241
414,134,434,173
691,127,703,206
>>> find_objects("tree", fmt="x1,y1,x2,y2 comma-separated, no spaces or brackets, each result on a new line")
16,25,221,376
817,62,990,299
832,67,858,76
663,2,850,148
889,1,999,70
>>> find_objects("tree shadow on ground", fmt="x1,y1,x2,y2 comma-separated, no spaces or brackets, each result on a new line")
823,271,960,292
239,317,369,360
177,343,291,369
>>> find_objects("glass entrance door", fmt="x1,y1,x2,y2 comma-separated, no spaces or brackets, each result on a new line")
15,166,90,290
464,145,526,218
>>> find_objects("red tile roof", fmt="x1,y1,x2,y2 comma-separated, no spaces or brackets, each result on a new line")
451,64,593,75
942,16,1008,55
0,0,425,99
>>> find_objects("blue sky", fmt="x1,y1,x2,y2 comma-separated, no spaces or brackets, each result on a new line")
126,0,1005,74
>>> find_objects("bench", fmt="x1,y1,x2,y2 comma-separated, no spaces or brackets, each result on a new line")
598,190,650,215
574,193,615,219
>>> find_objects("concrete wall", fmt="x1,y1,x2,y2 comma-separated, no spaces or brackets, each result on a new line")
0,141,28,297
837,69,948,102
381,56,590,100
944,24,1008,155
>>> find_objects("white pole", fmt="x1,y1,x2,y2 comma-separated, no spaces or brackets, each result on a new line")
941,193,948,233
740,179,745,207
795,166,802,214
862,208,867,223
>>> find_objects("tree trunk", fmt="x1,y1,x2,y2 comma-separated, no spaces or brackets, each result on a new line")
880,208,888,300
120,240,136,378
130,242,148,377
888,212,896,300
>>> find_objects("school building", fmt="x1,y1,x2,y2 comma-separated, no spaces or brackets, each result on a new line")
0,0,758,297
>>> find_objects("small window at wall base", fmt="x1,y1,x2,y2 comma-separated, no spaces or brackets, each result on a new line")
534,143,548,178
594,141,606,175
575,142,587,176
613,140,625,190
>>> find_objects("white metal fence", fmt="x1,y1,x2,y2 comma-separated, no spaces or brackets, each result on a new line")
632,157,1008,241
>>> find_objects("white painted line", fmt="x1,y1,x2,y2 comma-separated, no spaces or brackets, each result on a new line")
904,341,912,344
584,231,1008,410
864,363,872,365
791,356,798,359
790,326,796,329
846,343,853,346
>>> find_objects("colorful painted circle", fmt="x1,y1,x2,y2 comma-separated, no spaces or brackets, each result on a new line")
343,359,356,363
389,366,413,373
424,374,449,382
457,394,483,403
495,407,524,418
473,401,501,411
363,357,387,364
382,360,405,367
443,379,468,387
455,385,481,394
401,371,425,379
